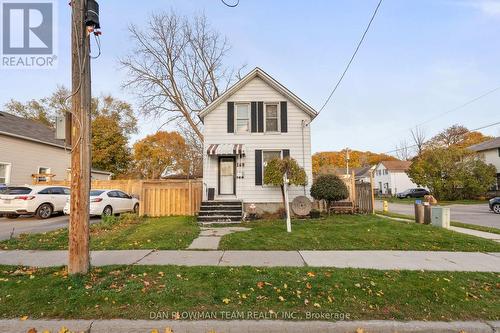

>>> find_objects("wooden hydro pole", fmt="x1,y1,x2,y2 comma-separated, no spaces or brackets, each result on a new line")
68,0,92,274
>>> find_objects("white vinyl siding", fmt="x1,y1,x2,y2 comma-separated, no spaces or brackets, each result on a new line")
0,134,70,185
202,76,313,203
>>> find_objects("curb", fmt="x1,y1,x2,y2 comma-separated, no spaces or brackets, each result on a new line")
1,319,499,333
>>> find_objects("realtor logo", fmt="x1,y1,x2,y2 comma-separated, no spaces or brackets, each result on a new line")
1,0,57,68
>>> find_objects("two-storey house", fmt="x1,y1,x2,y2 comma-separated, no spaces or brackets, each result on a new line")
469,137,500,191
198,68,316,220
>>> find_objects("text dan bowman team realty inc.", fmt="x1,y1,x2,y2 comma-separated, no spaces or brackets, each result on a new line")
150,311,351,321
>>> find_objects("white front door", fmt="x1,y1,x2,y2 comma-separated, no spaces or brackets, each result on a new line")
219,157,235,195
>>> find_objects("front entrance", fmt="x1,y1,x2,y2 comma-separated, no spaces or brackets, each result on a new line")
218,156,236,195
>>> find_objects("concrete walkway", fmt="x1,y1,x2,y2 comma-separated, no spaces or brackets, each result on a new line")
376,214,500,243
449,226,500,242
1,319,499,333
188,227,250,249
0,250,499,272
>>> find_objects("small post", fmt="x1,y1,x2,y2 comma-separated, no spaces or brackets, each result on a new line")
283,174,291,233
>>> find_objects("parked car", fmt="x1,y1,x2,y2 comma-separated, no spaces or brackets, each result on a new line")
0,184,6,192
396,188,430,199
63,189,139,217
489,197,500,214
0,185,70,219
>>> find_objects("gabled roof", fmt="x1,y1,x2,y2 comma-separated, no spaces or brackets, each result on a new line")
378,160,411,172
198,67,318,119
468,137,500,152
0,111,66,149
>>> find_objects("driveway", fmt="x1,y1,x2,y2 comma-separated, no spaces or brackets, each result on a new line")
0,215,101,241
375,201,499,229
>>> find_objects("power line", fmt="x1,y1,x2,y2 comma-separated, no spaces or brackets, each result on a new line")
317,0,383,114
221,0,239,7
377,84,500,143
383,120,500,155
414,85,500,128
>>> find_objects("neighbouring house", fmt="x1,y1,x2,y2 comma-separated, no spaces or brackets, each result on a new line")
373,160,419,195
0,111,112,185
469,137,500,191
198,67,316,216
328,165,375,183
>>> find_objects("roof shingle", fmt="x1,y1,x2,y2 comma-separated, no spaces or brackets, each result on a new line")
380,160,411,172
468,137,500,152
0,111,65,148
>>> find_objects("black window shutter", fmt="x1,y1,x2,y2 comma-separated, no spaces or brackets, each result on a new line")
282,149,290,159
255,149,263,185
280,101,288,133
227,102,234,133
257,102,264,132
251,102,257,133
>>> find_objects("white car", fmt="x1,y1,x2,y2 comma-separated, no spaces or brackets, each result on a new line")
0,185,70,219
63,189,139,217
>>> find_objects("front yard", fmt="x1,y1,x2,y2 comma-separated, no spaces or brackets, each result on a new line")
0,265,498,321
0,215,199,250
1,214,499,252
219,215,500,252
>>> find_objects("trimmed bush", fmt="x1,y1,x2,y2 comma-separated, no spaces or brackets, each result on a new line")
310,174,349,210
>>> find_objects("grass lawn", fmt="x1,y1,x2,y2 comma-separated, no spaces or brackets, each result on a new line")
0,265,498,321
0,215,199,250
219,215,500,252
376,210,500,235
377,197,488,205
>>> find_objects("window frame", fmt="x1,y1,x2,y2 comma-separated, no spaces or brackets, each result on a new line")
264,102,280,133
262,150,283,185
37,166,51,182
234,102,250,133
0,162,12,185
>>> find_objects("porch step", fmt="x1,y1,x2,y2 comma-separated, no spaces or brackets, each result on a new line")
198,200,243,223
197,215,242,223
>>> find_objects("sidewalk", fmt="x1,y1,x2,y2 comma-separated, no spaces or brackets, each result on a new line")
1,249,499,271
1,319,499,333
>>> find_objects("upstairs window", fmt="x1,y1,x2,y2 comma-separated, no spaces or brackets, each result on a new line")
236,103,250,133
265,103,279,132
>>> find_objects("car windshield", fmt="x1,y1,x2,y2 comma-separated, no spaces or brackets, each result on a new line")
1,187,32,195
90,190,105,196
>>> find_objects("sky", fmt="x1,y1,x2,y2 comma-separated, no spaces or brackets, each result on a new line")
1,0,500,155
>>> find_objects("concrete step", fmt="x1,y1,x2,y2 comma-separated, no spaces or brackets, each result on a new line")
197,215,242,223
199,205,242,211
198,210,242,217
201,201,242,206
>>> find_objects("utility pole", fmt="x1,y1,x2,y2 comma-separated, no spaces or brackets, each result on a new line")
68,0,91,274
345,148,350,175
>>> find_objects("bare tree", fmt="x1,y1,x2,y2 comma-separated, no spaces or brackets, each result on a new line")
121,11,243,141
410,126,426,156
395,139,411,161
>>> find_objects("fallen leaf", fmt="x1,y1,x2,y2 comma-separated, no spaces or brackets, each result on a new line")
20,316,28,321
307,272,316,277
27,328,37,333
222,298,231,304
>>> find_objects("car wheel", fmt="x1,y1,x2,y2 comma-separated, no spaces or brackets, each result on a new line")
405,195,411,199
36,203,53,219
493,204,500,214
133,203,139,214
102,205,113,217
5,214,19,219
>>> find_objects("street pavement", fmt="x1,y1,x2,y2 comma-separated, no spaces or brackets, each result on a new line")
375,200,499,228
0,215,101,241
0,249,499,272
1,319,499,333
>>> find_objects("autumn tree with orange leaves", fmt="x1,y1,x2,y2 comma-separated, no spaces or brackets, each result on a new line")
132,131,192,179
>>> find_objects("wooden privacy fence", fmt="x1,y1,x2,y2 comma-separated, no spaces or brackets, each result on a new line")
140,180,202,217
315,172,375,214
36,179,202,217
